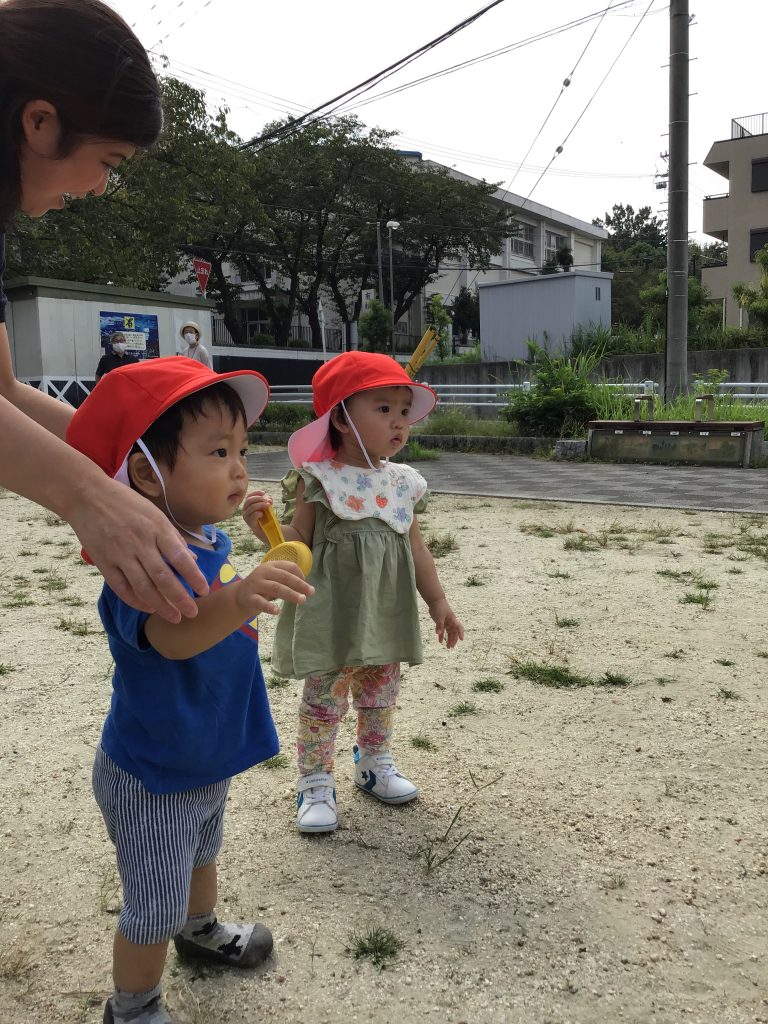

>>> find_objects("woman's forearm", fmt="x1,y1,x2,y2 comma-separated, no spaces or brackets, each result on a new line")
0,391,107,516
0,322,74,439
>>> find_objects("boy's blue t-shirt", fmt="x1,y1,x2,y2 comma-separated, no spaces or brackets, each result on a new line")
98,530,278,794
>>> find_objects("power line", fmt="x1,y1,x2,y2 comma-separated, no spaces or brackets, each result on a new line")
238,0,507,151
332,1,641,115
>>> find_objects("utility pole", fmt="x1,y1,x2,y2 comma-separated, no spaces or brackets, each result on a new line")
665,0,689,401
376,221,384,303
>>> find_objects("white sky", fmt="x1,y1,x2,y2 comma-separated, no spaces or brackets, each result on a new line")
116,0,766,242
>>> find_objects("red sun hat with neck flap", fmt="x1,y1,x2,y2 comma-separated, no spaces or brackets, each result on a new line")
288,351,436,469
66,356,269,486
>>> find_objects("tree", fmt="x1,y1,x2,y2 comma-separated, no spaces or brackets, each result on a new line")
593,203,667,251
424,293,452,359
450,286,479,343
639,271,722,337
733,245,768,331
357,298,393,353
594,204,667,327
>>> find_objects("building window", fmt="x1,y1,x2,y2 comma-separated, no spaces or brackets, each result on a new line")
752,159,768,193
510,221,534,260
545,230,567,263
749,229,768,261
595,287,601,301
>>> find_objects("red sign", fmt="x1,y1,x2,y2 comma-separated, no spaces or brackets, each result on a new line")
193,258,212,297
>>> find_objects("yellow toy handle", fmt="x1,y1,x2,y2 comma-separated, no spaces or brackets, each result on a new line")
259,505,313,576
404,328,439,379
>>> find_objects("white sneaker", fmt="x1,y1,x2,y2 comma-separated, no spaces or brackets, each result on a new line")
353,746,418,805
296,772,337,833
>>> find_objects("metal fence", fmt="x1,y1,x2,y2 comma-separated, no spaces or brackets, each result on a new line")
732,112,768,139
269,380,661,409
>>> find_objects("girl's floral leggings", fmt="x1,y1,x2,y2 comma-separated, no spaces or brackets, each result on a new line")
297,663,400,775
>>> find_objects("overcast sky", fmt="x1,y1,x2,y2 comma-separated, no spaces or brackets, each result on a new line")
117,0,765,242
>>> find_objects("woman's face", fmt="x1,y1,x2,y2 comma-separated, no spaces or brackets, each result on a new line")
17,102,135,217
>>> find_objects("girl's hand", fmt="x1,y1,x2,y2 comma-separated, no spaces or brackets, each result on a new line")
236,560,314,618
428,598,465,649
242,490,273,534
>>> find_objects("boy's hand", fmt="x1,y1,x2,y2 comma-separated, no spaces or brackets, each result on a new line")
236,560,314,618
428,598,465,649
242,490,273,534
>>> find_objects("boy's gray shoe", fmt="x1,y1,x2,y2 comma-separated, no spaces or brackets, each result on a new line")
103,994,172,1023
173,921,273,968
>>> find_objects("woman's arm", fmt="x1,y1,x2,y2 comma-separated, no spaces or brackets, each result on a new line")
0,323,74,438
0,323,210,620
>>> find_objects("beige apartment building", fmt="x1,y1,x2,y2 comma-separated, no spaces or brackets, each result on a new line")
702,112,768,327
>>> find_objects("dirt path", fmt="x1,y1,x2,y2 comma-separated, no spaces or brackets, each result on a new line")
0,484,765,1024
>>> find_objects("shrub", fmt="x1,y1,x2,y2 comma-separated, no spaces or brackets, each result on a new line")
246,333,276,348
253,402,312,433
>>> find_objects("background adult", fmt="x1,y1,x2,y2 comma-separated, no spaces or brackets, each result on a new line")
95,331,139,383
180,320,211,367
0,0,208,620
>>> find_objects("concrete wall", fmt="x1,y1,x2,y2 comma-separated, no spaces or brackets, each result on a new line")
5,278,214,382
599,347,768,388
478,270,612,361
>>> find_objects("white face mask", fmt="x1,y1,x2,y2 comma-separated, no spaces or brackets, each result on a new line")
112,343,127,354
184,332,198,345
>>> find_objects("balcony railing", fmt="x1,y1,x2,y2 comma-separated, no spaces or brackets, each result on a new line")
731,112,768,139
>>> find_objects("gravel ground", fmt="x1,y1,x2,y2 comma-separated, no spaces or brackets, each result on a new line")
0,481,766,1024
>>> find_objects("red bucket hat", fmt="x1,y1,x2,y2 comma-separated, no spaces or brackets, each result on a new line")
288,351,436,469
67,357,269,485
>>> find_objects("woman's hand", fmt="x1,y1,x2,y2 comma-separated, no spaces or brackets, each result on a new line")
68,477,209,623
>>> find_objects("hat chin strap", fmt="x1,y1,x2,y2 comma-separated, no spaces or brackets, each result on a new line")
134,438,215,546
339,399,384,472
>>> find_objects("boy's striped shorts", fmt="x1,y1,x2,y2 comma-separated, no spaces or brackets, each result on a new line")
92,745,229,944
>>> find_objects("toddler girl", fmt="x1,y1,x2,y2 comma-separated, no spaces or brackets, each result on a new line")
244,351,463,833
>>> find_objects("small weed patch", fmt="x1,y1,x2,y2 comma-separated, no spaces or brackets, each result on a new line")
449,701,478,716
717,687,741,701
472,678,504,694
346,927,404,969
680,591,713,610
509,659,630,689
426,532,458,558
266,675,289,690
411,734,437,751
464,574,486,587
555,612,580,629
56,617,94,636
262,754,289,770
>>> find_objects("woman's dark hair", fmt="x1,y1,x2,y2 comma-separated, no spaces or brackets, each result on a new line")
131,384,248,476
0,0,163,225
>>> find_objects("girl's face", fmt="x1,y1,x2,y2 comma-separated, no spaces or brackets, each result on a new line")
18,101,135,217
334,387,414,466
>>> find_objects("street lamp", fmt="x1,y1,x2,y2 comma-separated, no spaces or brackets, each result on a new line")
386,220,400,353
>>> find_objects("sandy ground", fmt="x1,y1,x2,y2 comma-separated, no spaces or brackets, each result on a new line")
0,471,766,1024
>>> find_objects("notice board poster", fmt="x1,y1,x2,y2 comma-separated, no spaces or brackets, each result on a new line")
99,311,160,359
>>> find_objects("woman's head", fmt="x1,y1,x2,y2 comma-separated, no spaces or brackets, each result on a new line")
0,0,162,225
111,331,127,353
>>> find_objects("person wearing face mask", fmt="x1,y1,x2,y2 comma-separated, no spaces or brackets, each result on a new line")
179,321,211,368
95,332,139,383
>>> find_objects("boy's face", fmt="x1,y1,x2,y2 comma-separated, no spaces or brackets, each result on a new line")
159,401,249,537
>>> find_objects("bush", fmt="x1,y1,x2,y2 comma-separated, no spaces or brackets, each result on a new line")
252,402,312,432
246,333,276,348
287,337,311,349
503,342,603,437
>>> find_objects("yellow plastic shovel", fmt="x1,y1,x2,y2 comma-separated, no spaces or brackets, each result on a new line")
259,504,313,576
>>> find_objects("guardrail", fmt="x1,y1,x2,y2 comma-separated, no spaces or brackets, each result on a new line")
716,382,768,401
269,380,660,409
